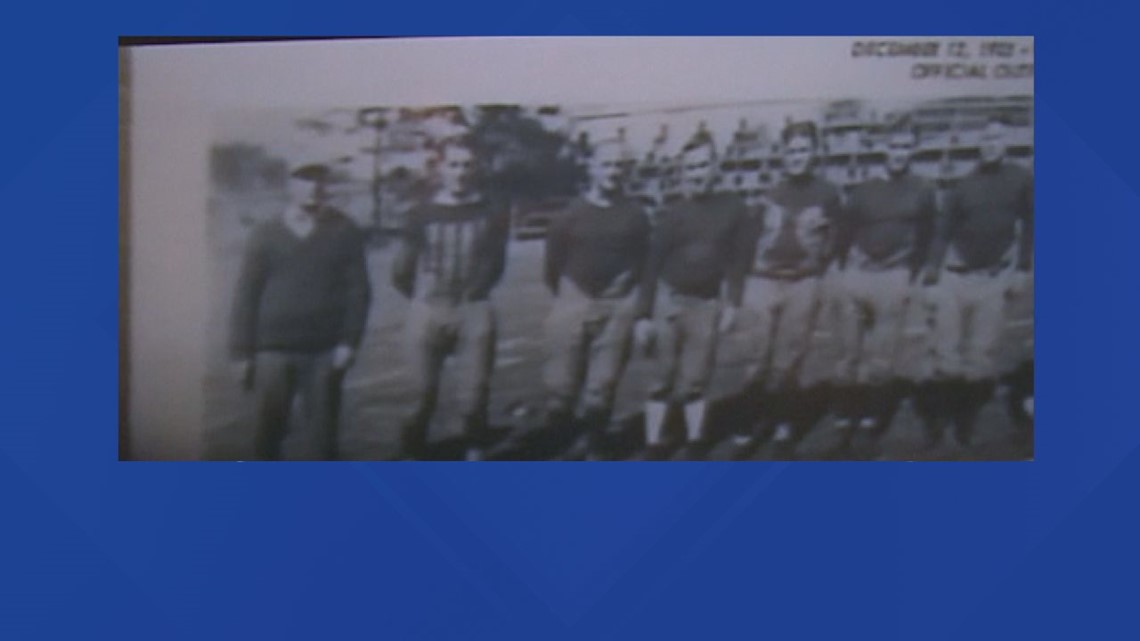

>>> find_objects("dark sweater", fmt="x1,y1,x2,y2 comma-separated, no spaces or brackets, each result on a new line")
230,209,371,358
745,174,842,279
391,198,510,303
838,173,936,275
930,161,1034,273
636,192,750,318
544,197,651,298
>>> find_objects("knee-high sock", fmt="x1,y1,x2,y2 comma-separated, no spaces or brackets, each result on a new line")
785,388,809,429
765,391,790,430
831,385,857,424
683,399,707,442
581,407,610,448
739,380,767,436
874,381,905,428
1004,362,1034,429
914,381,948,436
645,401,668,446
952,379,992,445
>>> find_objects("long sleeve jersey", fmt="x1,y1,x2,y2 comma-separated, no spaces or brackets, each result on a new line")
230,208,372,358
635,192,751,318
837,173,937,276
929,161,1034,274
746,174,843,280
391,197,511,303
544,197,651,298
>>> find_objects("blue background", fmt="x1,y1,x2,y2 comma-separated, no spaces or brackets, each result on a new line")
4,1,1138,639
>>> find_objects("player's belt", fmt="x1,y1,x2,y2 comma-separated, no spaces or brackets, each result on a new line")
945,262,1010,276
849,246,911,271
749,268,818,281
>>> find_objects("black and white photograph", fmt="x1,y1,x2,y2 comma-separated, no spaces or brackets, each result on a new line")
123,36,1035,461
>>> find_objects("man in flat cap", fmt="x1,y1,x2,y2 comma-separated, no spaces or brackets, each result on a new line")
229,157,372,461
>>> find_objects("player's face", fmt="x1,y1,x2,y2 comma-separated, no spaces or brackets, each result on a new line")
588,144,626,194
286,175,328,212
979,123,1007,165
783,135,816,178
439,145,477,195
681,145,716,193
886,131,916,176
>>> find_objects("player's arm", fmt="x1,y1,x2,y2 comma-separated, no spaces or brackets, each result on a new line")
726,201,760,309
832,188,857,272
229,226,270,361
468,203,511,301
924,186,960,283
634,210,672,320
911,183,938,282
1016,172,1034,272
628,207,653,290
819,186,847,272
391,210,423,299
543,210,571,295
339,222,373,352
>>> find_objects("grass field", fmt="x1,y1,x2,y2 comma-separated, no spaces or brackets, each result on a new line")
203,199,1034,461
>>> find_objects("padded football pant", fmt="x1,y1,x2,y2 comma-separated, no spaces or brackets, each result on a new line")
650,292,722,403
401,299,496,455
543,286,636,416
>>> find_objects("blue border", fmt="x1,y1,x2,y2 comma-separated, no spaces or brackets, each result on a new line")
3,1,1137,638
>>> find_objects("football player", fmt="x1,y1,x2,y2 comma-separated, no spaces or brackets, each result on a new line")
391,135,511,461
922,118,1034,453
541,137,652,460
633,130,751,460
831,125,936,453
735,120,843,456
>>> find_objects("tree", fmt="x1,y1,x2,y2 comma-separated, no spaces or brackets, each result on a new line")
470,105,583,203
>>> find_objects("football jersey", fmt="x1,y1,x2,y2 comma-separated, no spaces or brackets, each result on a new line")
393,198,510,303
544,197,651,298
937,162,1033,273
750,174,842,279
843,173,937,272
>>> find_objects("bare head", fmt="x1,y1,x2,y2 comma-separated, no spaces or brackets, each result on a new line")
587,138,630,196
979,119,1008,166
781,121,818,179
436,136,479,197
680,137,717,195
885,128,917,177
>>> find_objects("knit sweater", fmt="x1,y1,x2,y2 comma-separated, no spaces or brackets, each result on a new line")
230,209,371,358
544,197,651,298
930,161,1034,273
635,191,751,318
746,174,843,280
837,173,937,275
391,197,511,303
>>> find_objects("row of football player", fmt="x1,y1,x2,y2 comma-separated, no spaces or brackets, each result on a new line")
228,118,1032,460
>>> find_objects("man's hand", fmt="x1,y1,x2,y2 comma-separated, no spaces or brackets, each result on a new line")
718,306,737,334
600,270,634,298
1006,271,1032,300
232,359,254,391
332,344,356,370
634,319,656,355
921,266,941,287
